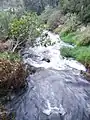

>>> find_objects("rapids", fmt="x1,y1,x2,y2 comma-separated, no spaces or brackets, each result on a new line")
7,31,90,120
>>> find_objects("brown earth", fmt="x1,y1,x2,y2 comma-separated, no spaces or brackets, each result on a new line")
0,40,12,52
0,59,27,97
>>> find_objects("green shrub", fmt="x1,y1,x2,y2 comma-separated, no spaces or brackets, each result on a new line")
9,12,43,42
39,6,55,23
47,10,64,30
61,32,76,44
0,11,15,40
60,0,90,24
60,46,90,65
60,13,80,34
76,36,90,46
60,47,73,57
74,47,90,64
75,27,90,46
0,52,20,61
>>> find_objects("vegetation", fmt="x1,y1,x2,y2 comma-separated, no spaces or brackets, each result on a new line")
59,14,90,66
39,1,90,72
0,52,20,61
61,46,90,65
0,9,44,116
0,0,90,117
24,0,59,14
0,11,44,52
60,0,90,24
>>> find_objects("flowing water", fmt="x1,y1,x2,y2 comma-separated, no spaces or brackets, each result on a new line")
7,31,90,120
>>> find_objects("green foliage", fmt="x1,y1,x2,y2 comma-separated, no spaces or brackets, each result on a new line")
47,10,64,30
60,47,73,57
0,11,15,40
76,35,90,46
9,12,44,42
60,0,90,23
61,32,76,45
61,24,90,46
76,26,90,46
60,13,81,34
39,6,55,23
61,46,90,65
0,52,20,61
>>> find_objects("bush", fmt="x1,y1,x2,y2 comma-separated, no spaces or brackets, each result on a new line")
0,52,20,61
8,12,44,52
9,12,43,41
60,0,90,24
47,10,64,30
0,11,15,40
60,47,73,57
60,46,90,65
39,6,55,23
60,13,81,35
75,26,90,46
0,11,44,52
61,32,76,45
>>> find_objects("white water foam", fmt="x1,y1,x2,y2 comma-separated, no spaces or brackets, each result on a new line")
24,31,86,71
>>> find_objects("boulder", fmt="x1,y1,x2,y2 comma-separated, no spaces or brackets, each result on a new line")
0,40,12,52
42,58,50,63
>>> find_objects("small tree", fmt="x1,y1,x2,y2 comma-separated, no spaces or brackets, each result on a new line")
9,12,44,52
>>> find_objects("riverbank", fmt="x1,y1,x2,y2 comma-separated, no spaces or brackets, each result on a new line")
0,52,27,119
52,14,90,72
40,9,90,68
40,9,90,78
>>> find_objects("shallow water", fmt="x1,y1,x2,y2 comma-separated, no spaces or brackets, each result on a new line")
7,31,90,120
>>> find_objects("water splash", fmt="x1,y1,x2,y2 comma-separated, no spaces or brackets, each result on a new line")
23,31,86,71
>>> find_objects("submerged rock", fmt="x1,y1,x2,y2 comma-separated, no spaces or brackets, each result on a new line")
80,63,90,81
80,70,90,81
42,58,50,63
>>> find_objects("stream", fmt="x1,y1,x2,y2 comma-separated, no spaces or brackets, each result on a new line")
7,31,90,120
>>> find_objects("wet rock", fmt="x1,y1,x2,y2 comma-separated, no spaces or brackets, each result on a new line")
25,64,36,75
80,64,90,81
42,58,50,63
0,40,12,52
49,113,63,120
25,64,45,75
86,64,90,73
80,70,90,81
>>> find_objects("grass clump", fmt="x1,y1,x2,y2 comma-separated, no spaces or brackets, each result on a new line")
61,46,90,65
60,47,73,58
61,32,77,45
0,52,20,62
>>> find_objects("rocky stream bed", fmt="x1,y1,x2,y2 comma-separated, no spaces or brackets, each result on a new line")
2,31,90,120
